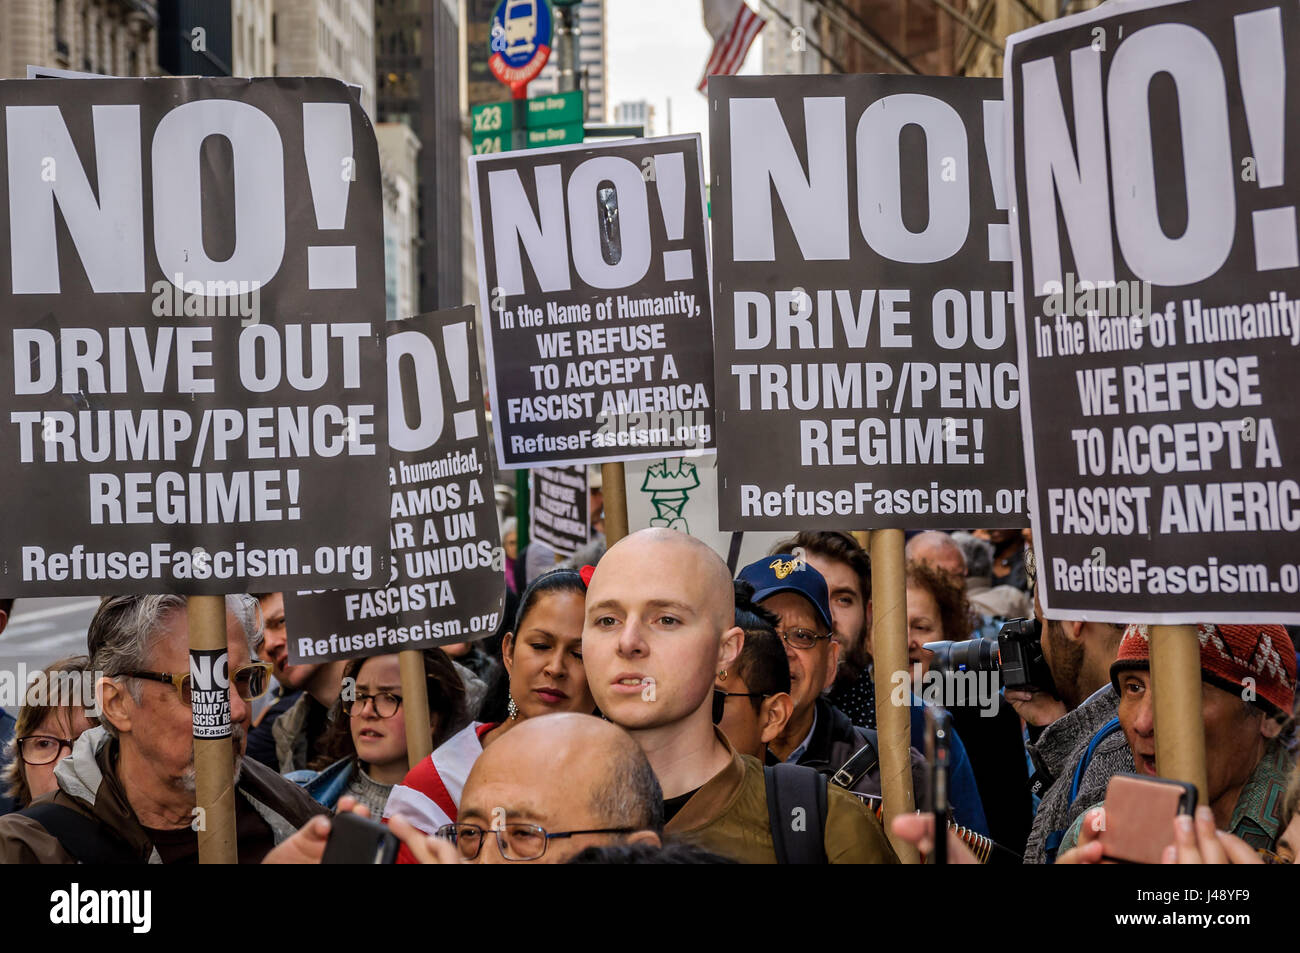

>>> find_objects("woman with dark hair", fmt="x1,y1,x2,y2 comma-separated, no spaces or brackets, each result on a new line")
286,648,467,815
905,561,1033,858
383,568,596,845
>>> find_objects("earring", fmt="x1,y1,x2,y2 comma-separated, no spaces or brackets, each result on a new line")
507,696,519,720
717,669,728,681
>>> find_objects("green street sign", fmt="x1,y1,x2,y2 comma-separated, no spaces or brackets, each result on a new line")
471,133,507,155
472,90,583,135
471,101,512,136
527,122,584,148
525,91,583,128
472,124,584,154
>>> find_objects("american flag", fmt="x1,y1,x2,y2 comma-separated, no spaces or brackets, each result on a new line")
698,0,766,92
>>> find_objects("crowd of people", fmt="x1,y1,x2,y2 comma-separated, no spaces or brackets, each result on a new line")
0,524,1296,865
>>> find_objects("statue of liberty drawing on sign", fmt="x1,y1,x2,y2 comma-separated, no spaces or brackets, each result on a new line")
640,458,700,533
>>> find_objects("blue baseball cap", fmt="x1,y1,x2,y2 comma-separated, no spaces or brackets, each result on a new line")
737,554,833,633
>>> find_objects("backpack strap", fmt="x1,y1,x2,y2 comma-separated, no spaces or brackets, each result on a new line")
830,737,880,791
764,762,828,864
1044,717,1123,864
21,802,142,864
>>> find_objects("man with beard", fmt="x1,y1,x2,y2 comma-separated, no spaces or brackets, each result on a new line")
1017,577,1132,863
0,595,324,863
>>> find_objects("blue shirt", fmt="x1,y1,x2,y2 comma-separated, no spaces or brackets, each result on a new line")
785,707,818,764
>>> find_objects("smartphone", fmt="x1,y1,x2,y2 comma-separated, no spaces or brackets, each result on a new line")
320,812,400,865
924,707,953,865
1098,772,1197,864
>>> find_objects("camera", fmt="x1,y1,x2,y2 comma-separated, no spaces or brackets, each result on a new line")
923,617,1058,695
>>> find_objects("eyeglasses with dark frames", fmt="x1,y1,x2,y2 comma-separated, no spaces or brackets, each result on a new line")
342,691,403,719
16,734,78,766
122,661,272,705
435,822,636,861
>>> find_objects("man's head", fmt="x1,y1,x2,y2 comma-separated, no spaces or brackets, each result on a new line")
715,591,793,760
92,595,263,797
455,713,662,863
1110,624,1296,807
583,529,741,734
1032,583,1125,709
951,532,994,581
905,531,967,581
252,591,319,691
771,532,871,674
737,554,838,730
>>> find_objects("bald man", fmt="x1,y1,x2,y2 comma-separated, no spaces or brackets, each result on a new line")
905,531,967,579
583,528,898,864
443,713,663,863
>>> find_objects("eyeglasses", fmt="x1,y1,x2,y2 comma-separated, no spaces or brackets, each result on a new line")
342,691,403,718
16,734,78,766
435,822,636,861
123,661,272,705
779,627,833,650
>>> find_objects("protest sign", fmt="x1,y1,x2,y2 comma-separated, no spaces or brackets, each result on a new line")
709,75,1028,531
283,308,504,664
530,465,590,557
1007,0,1300,622
469,134,716,469
0,77,390,596
625,454,788,566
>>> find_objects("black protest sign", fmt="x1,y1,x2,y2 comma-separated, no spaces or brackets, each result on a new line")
530,465,590,557
0,77,389,596
469,135,715,469
1008,0,1300,623
282,308,504,664
709,75,1028,531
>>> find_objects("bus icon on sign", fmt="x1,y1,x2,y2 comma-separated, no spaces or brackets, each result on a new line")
487,0,552,90
504,0,538,56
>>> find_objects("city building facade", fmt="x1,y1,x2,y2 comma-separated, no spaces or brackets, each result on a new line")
0,0,158,79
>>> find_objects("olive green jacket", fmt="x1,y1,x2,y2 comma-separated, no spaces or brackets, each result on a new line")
666,731,900,864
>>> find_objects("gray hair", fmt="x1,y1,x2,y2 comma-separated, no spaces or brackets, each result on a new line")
89,594,262,737
951,532,994,578
588,736,665,834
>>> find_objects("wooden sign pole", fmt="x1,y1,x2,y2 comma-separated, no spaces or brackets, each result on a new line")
399,650,434,768
600,462,629,545
191,595,238,865
1149,624,1209,804
868,529,920,863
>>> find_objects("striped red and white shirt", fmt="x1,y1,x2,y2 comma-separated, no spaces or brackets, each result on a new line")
383,721,498,834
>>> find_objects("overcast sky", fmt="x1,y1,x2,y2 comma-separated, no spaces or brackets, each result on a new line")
606,0,765,154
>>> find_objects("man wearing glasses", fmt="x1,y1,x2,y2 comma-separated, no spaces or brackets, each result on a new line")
738,554,924,802
435,712,663,864
0,594,325,863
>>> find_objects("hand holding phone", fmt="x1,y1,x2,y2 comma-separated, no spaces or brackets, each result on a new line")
320,811,401,865
1098,772,1197,864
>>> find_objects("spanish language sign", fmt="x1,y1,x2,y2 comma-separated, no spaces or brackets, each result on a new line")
709,75,1028,531
0,77,390,596
283,309,504,664
1008,0,1300,623
530,465,590,557
469,134,716,469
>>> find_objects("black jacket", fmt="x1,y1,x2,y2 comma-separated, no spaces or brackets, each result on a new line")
773,697,925,803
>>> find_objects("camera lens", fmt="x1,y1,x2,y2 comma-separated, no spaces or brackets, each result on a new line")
924,638,999,673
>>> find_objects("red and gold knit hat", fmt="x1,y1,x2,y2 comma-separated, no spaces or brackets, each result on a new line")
1110,624,1297,717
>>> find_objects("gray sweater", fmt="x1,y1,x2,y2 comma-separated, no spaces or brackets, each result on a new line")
1023,685,1133,863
